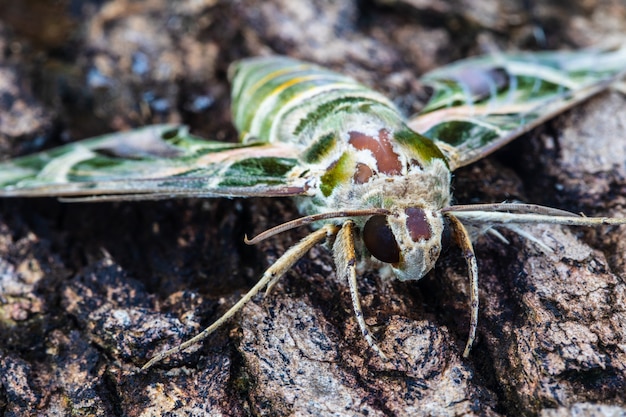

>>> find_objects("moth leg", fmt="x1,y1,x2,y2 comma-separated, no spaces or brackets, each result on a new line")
142,223,339,370
486,228,510,244
611,79,626,95
446,214,479,358
264,271,281,296
497,224,553,253
333,219,388,360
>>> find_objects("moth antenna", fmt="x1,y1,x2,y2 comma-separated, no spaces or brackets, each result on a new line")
244,208,390,245
444,210,626,227
442,202,578,217
142,223,340,370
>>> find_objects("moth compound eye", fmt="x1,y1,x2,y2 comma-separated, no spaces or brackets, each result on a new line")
405,207,431,242
363,215,401,264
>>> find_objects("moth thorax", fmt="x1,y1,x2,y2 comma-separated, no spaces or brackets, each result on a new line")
363,207,444,281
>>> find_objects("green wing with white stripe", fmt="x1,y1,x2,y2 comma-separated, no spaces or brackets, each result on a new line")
410,47,626,170
0,124,306,200
0,48,624,200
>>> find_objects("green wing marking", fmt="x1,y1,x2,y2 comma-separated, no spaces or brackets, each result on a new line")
2,49,625,199
0,125,306,199
410,47,626,170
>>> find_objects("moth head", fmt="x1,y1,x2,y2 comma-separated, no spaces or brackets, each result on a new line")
362,207,445,281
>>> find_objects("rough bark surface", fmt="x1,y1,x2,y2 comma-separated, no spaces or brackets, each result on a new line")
0,1,625,416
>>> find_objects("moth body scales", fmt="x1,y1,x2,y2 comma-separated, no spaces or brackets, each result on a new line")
230,56,452,281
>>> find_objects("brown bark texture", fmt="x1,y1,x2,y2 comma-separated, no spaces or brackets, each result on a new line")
0,0,625,416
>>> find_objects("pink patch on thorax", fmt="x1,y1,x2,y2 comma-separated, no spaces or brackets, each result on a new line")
348,129,402,176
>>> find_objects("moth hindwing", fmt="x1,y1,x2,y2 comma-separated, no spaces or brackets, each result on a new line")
1,47,625,370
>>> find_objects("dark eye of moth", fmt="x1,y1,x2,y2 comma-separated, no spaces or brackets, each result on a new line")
363,215,401,264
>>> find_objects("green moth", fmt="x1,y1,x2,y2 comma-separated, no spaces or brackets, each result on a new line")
0,47,625,370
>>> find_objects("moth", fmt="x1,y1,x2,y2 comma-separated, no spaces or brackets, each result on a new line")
1,47,625,370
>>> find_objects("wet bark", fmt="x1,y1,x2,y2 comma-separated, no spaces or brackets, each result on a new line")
0,0,625,415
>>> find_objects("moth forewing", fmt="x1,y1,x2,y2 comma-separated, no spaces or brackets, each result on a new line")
413,47,626,170
0,124,307,199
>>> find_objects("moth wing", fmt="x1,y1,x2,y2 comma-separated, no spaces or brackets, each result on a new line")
0,125,308,200
409,47,626,171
